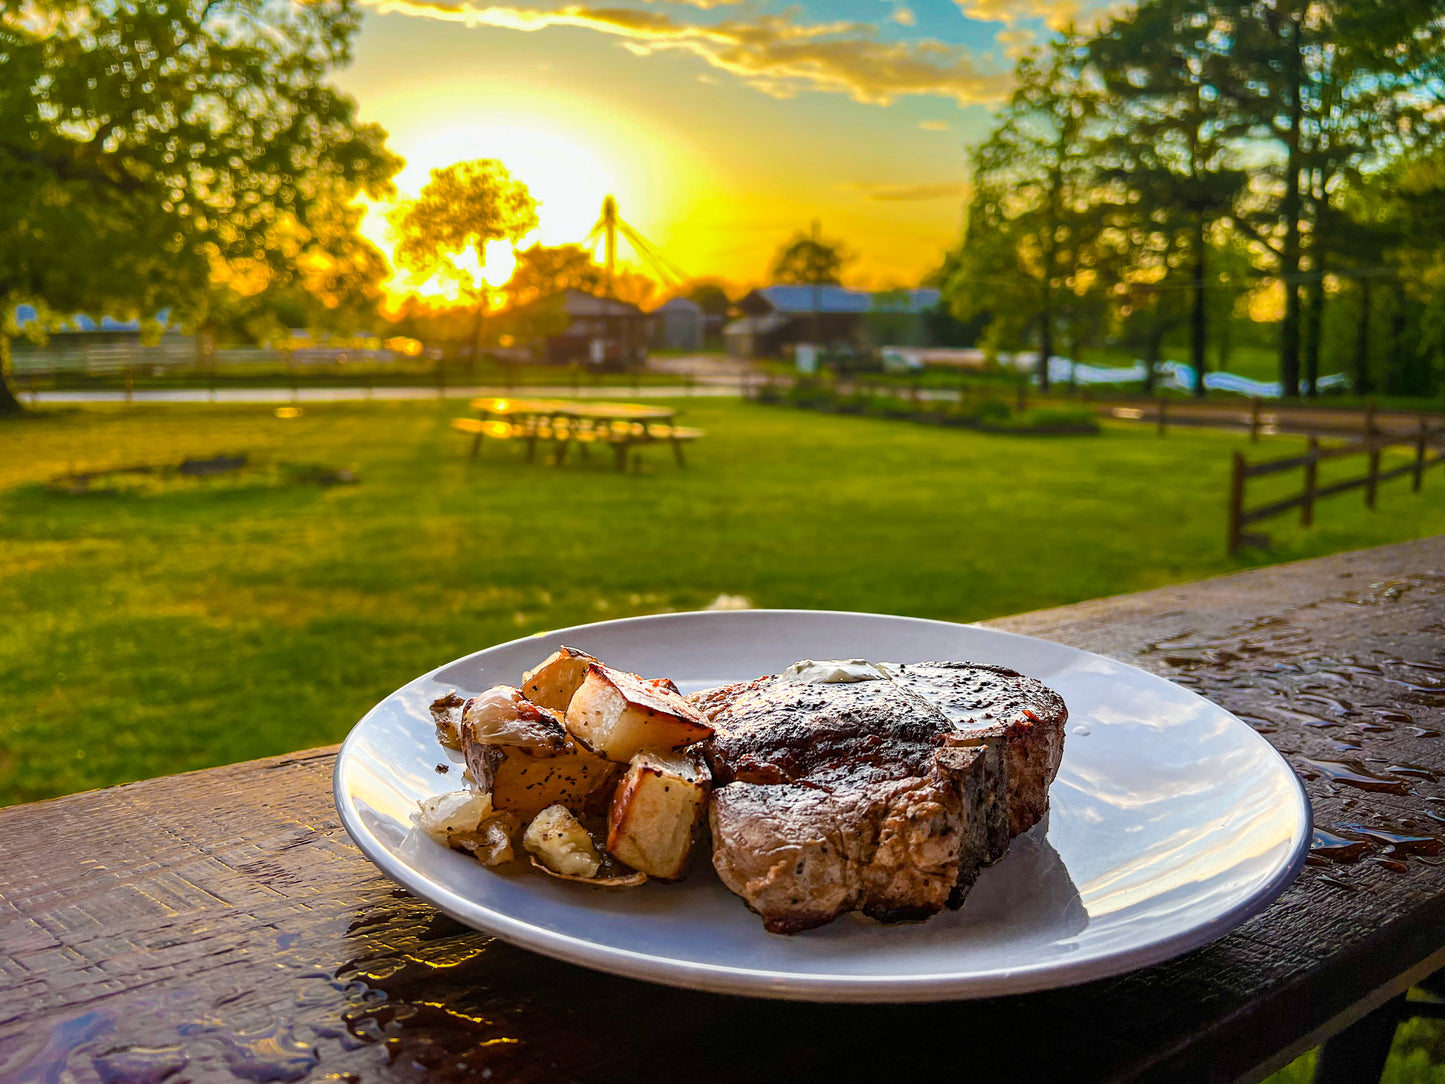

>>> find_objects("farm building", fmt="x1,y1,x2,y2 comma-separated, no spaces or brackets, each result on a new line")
723,286,942,358
8,305,193,373
507,289,650,369
650,297,704,351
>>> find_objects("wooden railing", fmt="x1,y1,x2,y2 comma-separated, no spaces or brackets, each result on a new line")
1227,411,1445,554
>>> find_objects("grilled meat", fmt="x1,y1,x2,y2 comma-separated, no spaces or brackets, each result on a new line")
691,661,1066,933
887,662,1067,838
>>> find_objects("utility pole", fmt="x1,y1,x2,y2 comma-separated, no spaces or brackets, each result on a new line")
601,195,617,299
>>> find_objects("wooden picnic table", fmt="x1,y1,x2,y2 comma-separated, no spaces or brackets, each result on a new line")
459,397,699,470
3,537,1444,1083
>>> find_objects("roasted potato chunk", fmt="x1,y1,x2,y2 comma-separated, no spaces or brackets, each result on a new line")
460,686,619,817
524,804,602,877
490,744,620,819
607,751,711,880
414,790,520,866
565,663,713,763
521,646,598,713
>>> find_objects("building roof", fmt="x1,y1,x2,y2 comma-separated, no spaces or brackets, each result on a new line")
13,305,176,333
723,313,789,336
652,297,702,315
556,288,644,317
748,286,941,316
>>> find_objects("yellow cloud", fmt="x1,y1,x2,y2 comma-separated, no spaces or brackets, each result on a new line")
891,4,916,26
956,0,1126,32
996,26,1037,57
363,2,1013,106
919,119,950,131
850,181,969,201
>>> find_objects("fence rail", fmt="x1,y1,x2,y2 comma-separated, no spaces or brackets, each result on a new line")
1227,410,1445,554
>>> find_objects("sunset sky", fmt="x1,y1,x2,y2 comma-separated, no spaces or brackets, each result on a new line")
335,0,1120,297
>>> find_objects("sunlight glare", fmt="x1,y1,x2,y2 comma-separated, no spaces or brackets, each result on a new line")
362,108,662,300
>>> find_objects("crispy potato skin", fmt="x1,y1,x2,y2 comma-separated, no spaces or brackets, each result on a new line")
566,665,713,763
491,744,620,819
521,647,598,713
606,753,710,880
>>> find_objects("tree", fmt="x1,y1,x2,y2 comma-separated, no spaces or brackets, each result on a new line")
770,222,852,285
1089,0,1250,396
504,244,604,308
1218,0,1445,395
945,33,1103,391
686,282,732,318
0,0,401,415
389,160,538,366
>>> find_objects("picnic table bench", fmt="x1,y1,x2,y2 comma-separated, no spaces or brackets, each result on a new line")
450,398,703,471
2,537,1444,1082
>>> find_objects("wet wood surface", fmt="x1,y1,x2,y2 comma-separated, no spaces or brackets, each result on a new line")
2,537,1444,1083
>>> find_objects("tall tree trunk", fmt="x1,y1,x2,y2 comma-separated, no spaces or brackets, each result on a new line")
1353,276,1373,395
1303,264,1324,398
1386,279,1407,396
468,295,486,371
0,334,23,417
1302,179,1327,398
1038,281,1053,393
1278,12,1304,398
1191,212,1208,399
1144,322,1165,392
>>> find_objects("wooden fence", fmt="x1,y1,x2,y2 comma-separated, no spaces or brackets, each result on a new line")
1227,410,1445,554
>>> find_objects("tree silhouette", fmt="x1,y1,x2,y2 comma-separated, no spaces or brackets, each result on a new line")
771,223,852,286
505,245,605,308
389,160,538,365
0,0,400,415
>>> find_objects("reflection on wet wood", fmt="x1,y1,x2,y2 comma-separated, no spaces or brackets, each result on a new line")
2,537,1444,1083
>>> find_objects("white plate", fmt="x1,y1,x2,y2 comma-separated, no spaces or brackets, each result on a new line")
334,610,1311,1002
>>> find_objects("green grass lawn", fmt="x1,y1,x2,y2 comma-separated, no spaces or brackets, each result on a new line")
3,398,1444,807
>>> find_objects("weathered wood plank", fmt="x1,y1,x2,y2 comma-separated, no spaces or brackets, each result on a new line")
2,538,1443,1084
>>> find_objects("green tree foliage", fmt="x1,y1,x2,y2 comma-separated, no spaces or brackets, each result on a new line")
771,222,852,286
504,244,604,308
389,159,537,365
1089,0,1250,396
943,0,1445,399
946,33,1103,391
0,0,401,413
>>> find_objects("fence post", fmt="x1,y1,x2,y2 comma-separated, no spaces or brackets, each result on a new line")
124,367,134,404
436,359,446,400
1363,400,1377,440
1228,451,1245,555
1301,437,1319,527
1413,414,1427,493
29,373,40,404
1016,375,1027,414
1157,396,1167,437
1250,398,1262,443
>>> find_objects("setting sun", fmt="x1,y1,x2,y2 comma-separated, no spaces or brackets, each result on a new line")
352,78,693,301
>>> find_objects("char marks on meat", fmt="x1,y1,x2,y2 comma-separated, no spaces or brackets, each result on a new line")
698,678,991,934
691,661,1067,934
888,662,1067,838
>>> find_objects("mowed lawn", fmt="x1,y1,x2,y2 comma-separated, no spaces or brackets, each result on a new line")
3,398,1444,806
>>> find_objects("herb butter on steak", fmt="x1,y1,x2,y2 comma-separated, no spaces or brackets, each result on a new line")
689,661,1067,934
